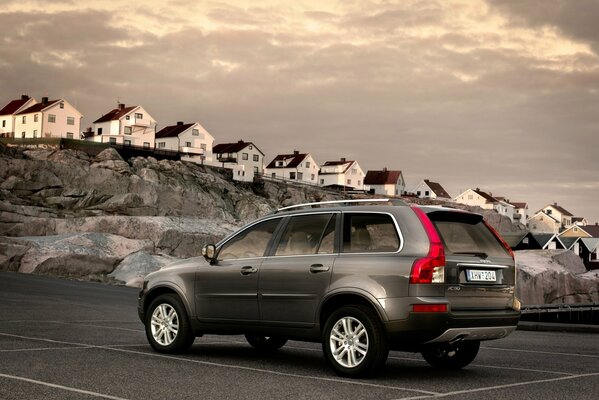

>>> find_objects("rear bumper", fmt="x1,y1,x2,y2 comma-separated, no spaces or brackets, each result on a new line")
384,309,520,350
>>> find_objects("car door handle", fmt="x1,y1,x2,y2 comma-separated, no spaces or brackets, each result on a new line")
309,264,330,273
240,266,258,275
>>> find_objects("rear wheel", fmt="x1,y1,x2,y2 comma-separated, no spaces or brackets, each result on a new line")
245,335,288,351
421,341,480,369
145,294,194,353
322,305,388,378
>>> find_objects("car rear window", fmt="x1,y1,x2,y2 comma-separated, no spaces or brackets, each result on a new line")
429,212,510,258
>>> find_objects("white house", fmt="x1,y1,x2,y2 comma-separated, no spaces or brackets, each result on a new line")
319,158,365,190
213,140,265,182
364,168,405,196
453,188,497,210
411,179,451,199
0,95,37,137
572,217,588,226
265,151,319,185
494,200,515,223
528,211,561,234
539,203,574,230
11,97,82,139
87,103,157,149
511,202,529,226
155,121,214,164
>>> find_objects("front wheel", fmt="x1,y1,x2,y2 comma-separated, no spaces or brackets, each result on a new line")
145,294,194,353
421,340,480,369
322,305,388,378
245,335,288,351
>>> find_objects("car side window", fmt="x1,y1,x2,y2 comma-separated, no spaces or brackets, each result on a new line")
342,213,400,253
275,214,336,256
218,218,280,260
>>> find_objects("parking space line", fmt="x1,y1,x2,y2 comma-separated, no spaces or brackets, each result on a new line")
393,372,599,399
481,346,599,358
0,346,93,353
386,355,574,376
0,332,440,396
45,321,143,333
0,373,129,400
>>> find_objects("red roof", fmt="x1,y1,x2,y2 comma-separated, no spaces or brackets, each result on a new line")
213,140,260,155
93,106,136,123
319,160,354,175
364,169,402,185
155,123,194,139
582,225,599,238
423,179,450,198
544,203,574,217
16,100,60,115
511,202,527,209
473,189,498,203
0,96,32,116
266,153,309,169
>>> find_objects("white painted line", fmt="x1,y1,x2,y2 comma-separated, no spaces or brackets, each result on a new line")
0,332,439,396
393,372,599,400
482,345,599,358
46,321,143,333
0,373,129,400
386,355,574,376
0,346,92,353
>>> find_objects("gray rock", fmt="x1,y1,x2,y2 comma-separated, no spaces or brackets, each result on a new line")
109,251,180,287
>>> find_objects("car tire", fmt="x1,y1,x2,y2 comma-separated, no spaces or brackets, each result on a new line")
421,340,480,369
245,335,288,351
322,305,389,378
145,294,194,353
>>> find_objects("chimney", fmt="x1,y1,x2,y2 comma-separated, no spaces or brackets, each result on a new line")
41,97,48,104
382,167,387,172
21,94,29,100
425,179,429,182
238,140,244,144
293,150,299,155
118,103,125,110
177,121,184,126
340,157,346,162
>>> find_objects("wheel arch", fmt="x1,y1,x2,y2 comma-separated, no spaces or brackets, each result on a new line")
318,290,388,332
144,284,193,320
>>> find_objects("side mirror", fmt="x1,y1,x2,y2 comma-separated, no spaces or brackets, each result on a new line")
202,244,217,264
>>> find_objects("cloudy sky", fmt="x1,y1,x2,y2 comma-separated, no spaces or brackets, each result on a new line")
1,0,598,223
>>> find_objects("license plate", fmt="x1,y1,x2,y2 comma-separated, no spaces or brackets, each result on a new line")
466,269,496,282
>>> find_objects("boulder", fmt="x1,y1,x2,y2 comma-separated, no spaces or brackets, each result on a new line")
109,251,179,287
516,250,599,305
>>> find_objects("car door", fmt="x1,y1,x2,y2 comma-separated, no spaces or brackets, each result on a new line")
258,212,338,326
194,217,282,323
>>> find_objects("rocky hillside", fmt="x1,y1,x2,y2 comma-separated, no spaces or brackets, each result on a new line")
1,144,596,304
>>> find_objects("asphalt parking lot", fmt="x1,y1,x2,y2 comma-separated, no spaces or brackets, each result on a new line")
1,271,598,400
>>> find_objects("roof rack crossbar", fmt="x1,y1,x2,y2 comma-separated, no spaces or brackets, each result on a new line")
275,198,392,213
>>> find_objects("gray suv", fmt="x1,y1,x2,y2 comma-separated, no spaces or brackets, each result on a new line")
138,199,520,377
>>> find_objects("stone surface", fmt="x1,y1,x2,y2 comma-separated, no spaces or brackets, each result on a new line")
109,251,179,287
516,250,599,305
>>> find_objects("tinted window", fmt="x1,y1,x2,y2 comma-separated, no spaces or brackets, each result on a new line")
275,214,336,256
342,214,400,253
218,218,280,260
430,214,510,258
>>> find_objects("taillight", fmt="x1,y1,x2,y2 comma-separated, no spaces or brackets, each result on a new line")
483,220,515,260
410,206,445,284
412,304,447,313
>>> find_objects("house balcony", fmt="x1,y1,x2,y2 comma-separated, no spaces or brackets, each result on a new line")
217,156,237,163
179,146,204,156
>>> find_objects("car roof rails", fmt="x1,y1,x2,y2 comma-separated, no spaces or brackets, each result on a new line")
274,198,407,213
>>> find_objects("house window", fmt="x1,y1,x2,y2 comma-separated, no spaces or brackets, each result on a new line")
298,172,303,180
59,102,64,109
1,120,5,127
124,126,132,135
320,179,324,184
347,179,351,185
358,180,361,186
574,227,578,232
109,137,117,144
523,237,529,244
192,129,199,136
34,114,38,122
272,173,276,178
98,128,103,135
242,153,248,160
33,130,38,138
22,116,26,124
126,115,130,120
311,174,315,180
290,172,296,180
253,166,259,174
158,142,165,148
124,140,131,146
249,145,253,150
200,143,207,150
48,114,56,123
468,194,473,200
67,117,75,125
135,113,143,119
143,142,150,148
183,141,190,147
253,154,259,162
66,132,74,139
306,161,311,168
425,191,429,196
352,168,357,174
546,209,552,215
417,191,421,196
276,161,284,167
21,132,25,138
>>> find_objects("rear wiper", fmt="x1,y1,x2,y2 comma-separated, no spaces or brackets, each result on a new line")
452,251,488,258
